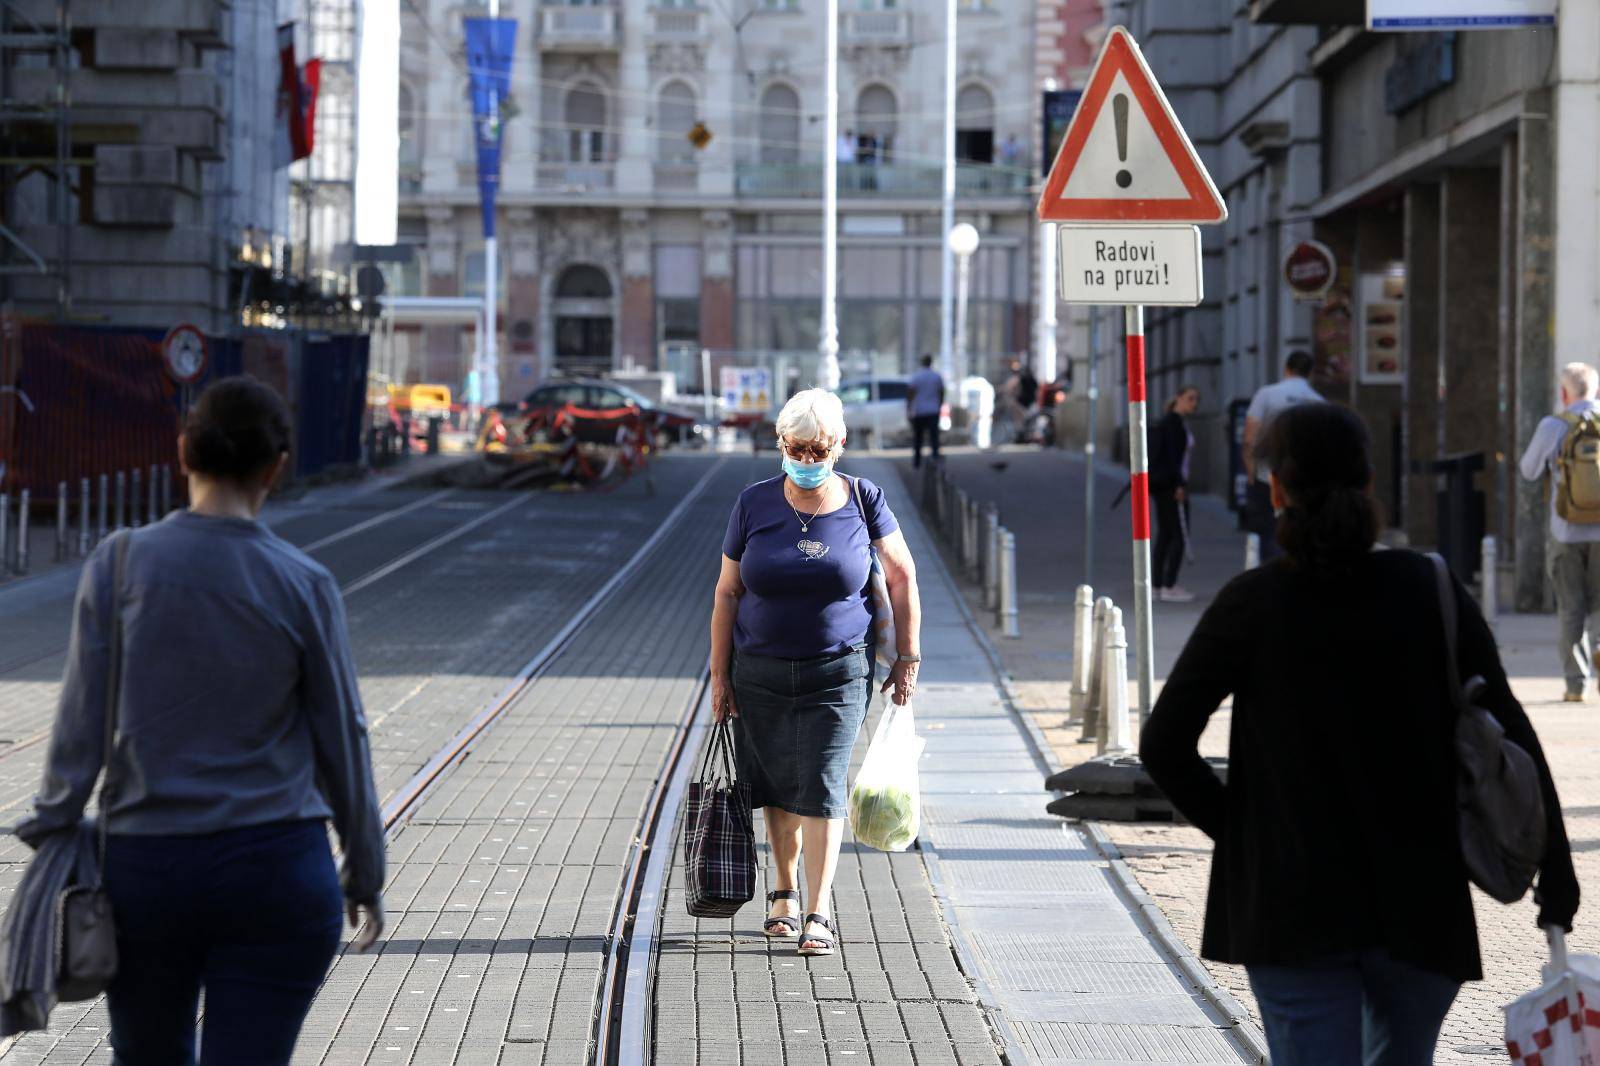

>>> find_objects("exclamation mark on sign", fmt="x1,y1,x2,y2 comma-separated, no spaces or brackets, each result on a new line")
1113,93,1131,189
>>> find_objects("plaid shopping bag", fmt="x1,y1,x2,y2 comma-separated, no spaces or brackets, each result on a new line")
683,720,757,918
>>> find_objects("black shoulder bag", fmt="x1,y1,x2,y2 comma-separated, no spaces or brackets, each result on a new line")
1430,553,1547,903
56,534,125,1001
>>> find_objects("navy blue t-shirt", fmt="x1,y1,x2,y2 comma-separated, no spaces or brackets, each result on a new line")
721,473,899,659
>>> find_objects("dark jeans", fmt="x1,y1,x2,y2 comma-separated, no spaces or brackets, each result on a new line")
1247,949,1460,1066
1153,490,1188,589
910,414,941,467
1245,479,1281,561
105,819,344,1066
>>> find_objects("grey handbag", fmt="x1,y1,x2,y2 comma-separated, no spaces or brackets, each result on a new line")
1430,553,1547,903
56,535,125,1001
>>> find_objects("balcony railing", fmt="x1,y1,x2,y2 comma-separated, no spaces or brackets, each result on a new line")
538,162,616,192
841,9,911,45
539,5,620,50
650,7,702,39
735,162,1033,198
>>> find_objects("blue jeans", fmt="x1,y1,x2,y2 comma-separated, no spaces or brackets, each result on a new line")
1247,949,1460,1066
104,819,344,1066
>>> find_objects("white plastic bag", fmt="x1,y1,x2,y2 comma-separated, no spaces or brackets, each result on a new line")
1505,927,1600,1065
848,699,925,852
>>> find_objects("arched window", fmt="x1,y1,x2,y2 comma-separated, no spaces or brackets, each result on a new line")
565,81,608,163
855,84,897,163
759,84,800,165
555,264,613,298
656,80,697,163
956,83,995,163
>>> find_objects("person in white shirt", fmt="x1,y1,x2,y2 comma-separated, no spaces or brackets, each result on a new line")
836,129,856,166
906,354,945,468
1519,362,1600,701
1241,351,1324,561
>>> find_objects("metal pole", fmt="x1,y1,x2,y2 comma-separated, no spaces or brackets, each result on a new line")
147,465,158,526
1482,535,1499,628
954,252,972,394
984,507,1000,610
937,0,957,384
818,0,841,390
1244,532,1261,571
1125,305,1155,723
114,471,126,530
55,481,67,562
1071,585,1094,724
1085,306,1099,586
78,478,90,556
129,468,142,529
1100,607,1132,755
1000,529,1020,639
97,474,108,542
16,488,29,573
0,494,9,574
481,0,502,411
1080,596,1111,744
162,465,172,516
701,348,714,425
1037,223,1058,385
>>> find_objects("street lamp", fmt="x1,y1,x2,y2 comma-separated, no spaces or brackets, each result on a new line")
948,222,979,384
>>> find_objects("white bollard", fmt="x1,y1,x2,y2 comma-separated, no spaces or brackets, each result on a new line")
1070,586,1095,724
129,468,142,529
16,488,29,573
984,508,1000,610
999,528,1020,639
78,478,90,556
969,498,984,581
96,474,108,543
0,493,9,573
1244,532,1260,571
1080,596,1113,742
1481,535,1498,628
55,481,67,562
114,471,126,531
148,464,158,524
1099,607,1133,756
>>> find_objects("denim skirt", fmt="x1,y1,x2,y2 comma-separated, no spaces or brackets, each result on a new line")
731,643,872,819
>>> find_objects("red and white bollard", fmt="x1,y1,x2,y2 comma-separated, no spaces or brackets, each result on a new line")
1124,306,1155,723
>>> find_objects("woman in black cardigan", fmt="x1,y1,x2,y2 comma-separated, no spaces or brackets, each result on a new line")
1149,386,1199,602
1141,403,1578,1066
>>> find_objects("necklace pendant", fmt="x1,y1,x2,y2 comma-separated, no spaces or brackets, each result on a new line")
800,524,808,533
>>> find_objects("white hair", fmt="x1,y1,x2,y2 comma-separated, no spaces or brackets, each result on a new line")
1563,363,1599,401
775,388,847,447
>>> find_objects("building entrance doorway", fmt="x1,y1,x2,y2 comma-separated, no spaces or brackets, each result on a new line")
551,264,615,375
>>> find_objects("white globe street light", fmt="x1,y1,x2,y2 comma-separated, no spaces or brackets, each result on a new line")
948,223,980,383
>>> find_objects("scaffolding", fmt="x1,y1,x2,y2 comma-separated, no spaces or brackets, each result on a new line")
0,0,71,314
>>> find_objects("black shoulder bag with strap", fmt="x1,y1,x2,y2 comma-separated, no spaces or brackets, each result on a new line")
56,535,126,1001
1429,553,1547,904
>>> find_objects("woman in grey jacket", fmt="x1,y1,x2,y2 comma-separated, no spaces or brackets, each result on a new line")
17,378,385,1064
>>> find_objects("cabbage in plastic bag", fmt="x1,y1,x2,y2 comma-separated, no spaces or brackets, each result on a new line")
849,781,919,852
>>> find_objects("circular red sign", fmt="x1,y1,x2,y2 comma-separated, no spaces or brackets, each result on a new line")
1283,240,1336,298
161,323,209,386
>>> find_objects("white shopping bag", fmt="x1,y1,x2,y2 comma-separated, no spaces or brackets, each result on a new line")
1506,927,1600,1065
848,698,926,852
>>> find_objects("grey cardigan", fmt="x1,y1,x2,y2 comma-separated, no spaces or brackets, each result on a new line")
15,512,385,906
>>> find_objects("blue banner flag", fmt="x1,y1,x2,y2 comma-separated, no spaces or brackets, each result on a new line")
464,17,517,239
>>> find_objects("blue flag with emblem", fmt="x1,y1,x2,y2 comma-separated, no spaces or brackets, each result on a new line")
464,17,517,239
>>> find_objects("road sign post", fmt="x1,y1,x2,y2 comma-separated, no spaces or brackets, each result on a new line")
1038,26,1226,727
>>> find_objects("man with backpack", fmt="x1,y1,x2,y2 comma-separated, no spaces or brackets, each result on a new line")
1520,362,1600,701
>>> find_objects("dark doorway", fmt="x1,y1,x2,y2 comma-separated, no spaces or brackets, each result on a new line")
555,316,614,373
956,129,993,164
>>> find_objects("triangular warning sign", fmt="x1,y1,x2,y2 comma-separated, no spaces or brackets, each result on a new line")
1037,27,1226,225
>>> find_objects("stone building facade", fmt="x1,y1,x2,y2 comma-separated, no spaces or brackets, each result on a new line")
394,0,1049,400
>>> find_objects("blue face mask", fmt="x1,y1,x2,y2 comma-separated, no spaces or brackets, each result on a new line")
782,456,833,489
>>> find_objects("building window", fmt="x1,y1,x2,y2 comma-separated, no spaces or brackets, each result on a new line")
565,81,608,163
956,83,994,164
759,84,800,164
658,299,699,344
656,80,697,163
555,264,613,298
854,84,896,163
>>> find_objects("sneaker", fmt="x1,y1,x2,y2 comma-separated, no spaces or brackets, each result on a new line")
1159,586,1196,603
1564,691,1586,703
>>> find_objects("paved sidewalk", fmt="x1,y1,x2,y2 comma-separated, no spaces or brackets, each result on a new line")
653,456,1255,1065
912,447,1600,1064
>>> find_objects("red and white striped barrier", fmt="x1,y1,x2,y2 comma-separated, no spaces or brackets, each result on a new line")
1124,306,1155,721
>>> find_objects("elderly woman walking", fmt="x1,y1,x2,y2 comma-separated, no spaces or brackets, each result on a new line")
710,388,922,957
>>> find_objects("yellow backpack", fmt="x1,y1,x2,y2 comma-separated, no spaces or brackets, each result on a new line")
1556,411,1600,523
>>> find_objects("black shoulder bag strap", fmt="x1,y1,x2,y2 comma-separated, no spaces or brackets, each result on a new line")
94,533,130,886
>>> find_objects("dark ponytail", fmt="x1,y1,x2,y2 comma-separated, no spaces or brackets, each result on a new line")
1266,403,1381,574
181,377,291,484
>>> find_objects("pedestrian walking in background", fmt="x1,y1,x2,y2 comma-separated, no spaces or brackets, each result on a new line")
1519,362,1600,702
710,389,923,957
995,358,1033,445
1151,385,1199,603
906,354,945,468
1240,350,1322,561
11,378,386,1062
1141,403,1578,1066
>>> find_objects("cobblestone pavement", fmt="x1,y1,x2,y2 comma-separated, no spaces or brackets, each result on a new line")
912,447,1599,1064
